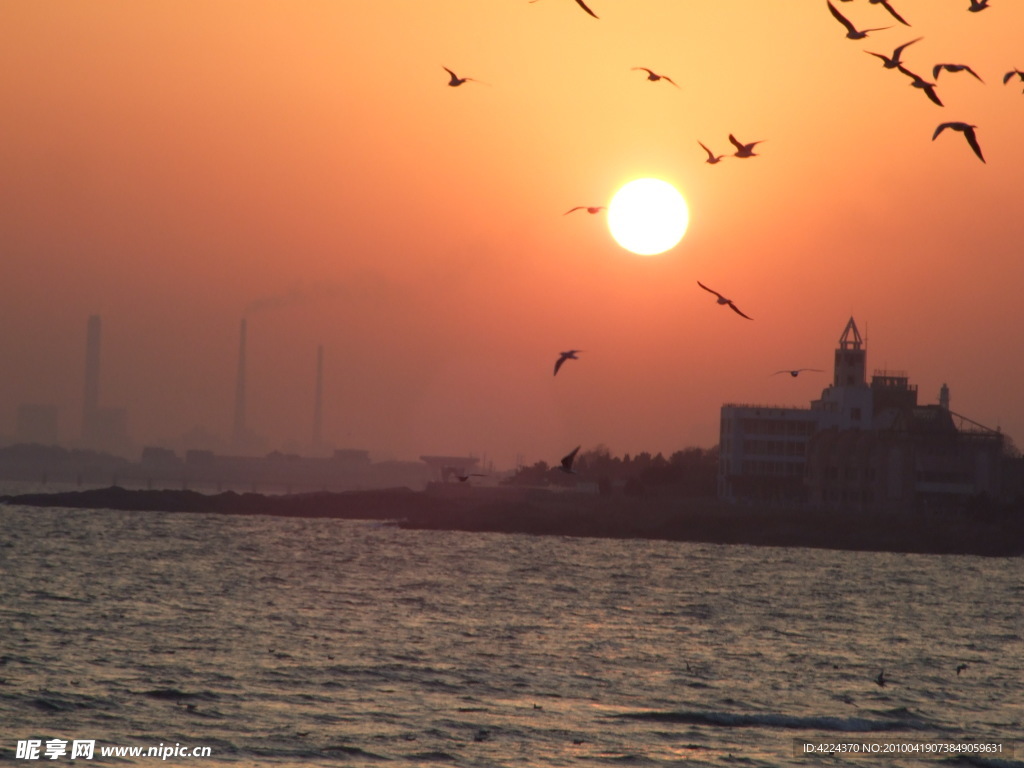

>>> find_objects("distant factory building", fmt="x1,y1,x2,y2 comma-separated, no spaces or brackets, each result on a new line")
719,317,1016,510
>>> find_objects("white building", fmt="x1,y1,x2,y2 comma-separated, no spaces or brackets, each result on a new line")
718,317,1010,508
719,317,868,502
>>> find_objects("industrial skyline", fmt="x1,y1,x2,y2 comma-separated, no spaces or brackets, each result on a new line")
7,314,343,461
3,310,1018,481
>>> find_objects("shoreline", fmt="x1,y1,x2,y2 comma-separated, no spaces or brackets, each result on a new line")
2,485,1022,557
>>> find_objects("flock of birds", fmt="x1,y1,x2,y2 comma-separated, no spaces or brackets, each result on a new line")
824,0,1023,163
439,0,1017,473
444,0,1019,166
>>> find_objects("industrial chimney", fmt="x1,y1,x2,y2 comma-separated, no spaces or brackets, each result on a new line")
232,319,247,448
82,315,101,441
312,344,324,452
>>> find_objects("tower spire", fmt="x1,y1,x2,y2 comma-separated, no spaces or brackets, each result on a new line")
838,316,863,350
834,317,866,387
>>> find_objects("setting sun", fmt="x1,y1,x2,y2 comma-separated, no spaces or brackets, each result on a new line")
607,178,689,256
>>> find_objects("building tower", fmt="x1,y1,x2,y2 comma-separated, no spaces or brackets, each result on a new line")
312,344,324,452
82,315,101,440
232,318,247,448
810,316,874,430
834,316,866,387
939,383,950,411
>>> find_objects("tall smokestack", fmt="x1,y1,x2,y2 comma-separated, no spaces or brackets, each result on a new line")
82,315,101,440
312,345,324,451
232,318,247,448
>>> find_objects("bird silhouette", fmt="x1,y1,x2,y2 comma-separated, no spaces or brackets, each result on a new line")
554,350,582,376
631,67,679,87
967,0,990,12
896,65,944,106
875,669,887,687
443,67,484,87
564,206,605,215
560,445,581,474
933,63,984,82
728,134,763,158
869,0,910,26
933,122,985,163
697,281,752,320
773,368,824,377
455,473,487,483
865,37,922,69
827,1,891,39
529,0,598,19
1003,68,1024,91
956,663,968,676
698,141,726,164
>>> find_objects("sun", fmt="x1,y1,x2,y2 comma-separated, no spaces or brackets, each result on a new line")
607,178,689,256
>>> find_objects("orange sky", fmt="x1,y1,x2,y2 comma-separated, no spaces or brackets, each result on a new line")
1,1,1022,467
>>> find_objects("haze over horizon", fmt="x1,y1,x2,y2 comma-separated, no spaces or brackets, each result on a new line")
2,1,1022,469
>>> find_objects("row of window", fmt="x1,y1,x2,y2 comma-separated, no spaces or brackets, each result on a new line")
742,440,807,457
819,466,876,482
820,488,875,504
737,418,817,436
740,460,805,476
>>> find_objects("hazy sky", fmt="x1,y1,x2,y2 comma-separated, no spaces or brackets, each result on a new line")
2,1,1022,467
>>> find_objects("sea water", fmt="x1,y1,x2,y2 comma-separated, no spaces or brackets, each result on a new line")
0,501,1021,767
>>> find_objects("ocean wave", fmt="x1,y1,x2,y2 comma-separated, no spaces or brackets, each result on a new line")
404,751,460,762
611,709,931,732
138,687,220,702
26,690,120,713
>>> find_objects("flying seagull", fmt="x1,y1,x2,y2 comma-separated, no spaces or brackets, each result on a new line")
773,368,824,377
1003,68,1024,91
564,206,605,215
967,0,989,11
896,65,944,106
698,141,726,164
559,445,581,474
865,37,922,69
868,0,910,26
728,133,763,158
529,0,599,19
827,1,891,39
697,281,752,320
554,350,582,376
933,122,985,163
443,67,484,87
631,67,679,88
933,63,984,82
